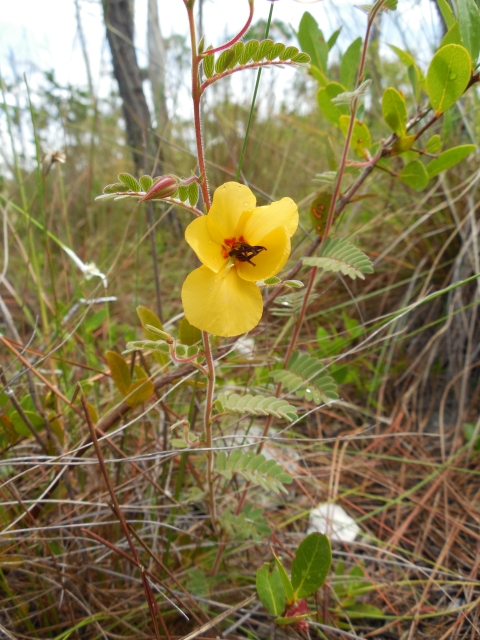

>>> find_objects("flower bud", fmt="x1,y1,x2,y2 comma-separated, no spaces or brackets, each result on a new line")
140,175,178,202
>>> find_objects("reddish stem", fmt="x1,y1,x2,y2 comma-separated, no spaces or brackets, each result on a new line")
200,1,254,57
186,5,211,210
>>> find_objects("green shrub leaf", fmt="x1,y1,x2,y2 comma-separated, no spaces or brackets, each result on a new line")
426,144,476,177
317,82,349,127
457,0,480,63
256,563,286,616
436,0,456,29
297,11,328,73
382,87,407,136
106,351,131,396
291,533,332,599
399,160,429,191
340,37,362,90
339,116,371,157
440,21,462,48
426,44,471,115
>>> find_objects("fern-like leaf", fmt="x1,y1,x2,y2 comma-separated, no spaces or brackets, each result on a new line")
271,351,338,404
216,450,292,495
215,393,297,422
303,238,373,280
123,339,170,355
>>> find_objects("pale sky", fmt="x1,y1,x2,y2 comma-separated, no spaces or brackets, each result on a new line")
0,0,440,91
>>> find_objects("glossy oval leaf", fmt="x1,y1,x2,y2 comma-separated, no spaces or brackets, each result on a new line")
426,44,471,115
106,350,131,397
340,37,362,90
297,11,328,73
436,0,456,29
339,116,371,157
273,554,295,605
391,134,416,155
291,533,332,599
256,563,286,616
440,21,462,48
310,191,332,235
382,87,407,136
426,144,476,178
317,82,349,127
399,160,429,191
425,134,442,153
457,0,480,63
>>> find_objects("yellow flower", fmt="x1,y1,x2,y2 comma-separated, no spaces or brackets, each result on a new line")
181,182,298,337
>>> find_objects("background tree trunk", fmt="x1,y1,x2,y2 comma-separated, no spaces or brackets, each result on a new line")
147,0,168,136
102,0,153,173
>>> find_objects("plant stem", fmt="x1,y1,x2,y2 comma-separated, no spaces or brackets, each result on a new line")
202,330,217,525
235,3,274,182
187,4,211,209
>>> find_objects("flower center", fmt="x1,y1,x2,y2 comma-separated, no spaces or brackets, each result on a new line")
221,236,267,266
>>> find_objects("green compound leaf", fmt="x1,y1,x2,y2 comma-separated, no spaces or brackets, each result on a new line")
103,182,128,194
426,144,476,177
215,49,235,74
339,116,372,157
273,554,295,605
215,393,297,422
280,45,299,61
241,40,260,64
118,173,141,192
254,39,275,61
271,351,339,405
340,37,362,90
269,42,286,60
291,533,332,599
139,175,153,192
399,160,429,191
303,237,373,280
426,44,471,115
228,41,245,68
220,504,271,542
457,0,480,63
297,11,328,73
203,46,215,78
178,185,190,202
215,450,293,495
256,563,287,616
382,87,407,136
188,181,199,206
123,340,170,355
292,52,311,64
317,82,349,127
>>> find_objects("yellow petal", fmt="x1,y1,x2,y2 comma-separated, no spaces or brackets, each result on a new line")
243,197,298,245
185,216,226,273
181,266,263,337
236,227,290,282
207,182,257,245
